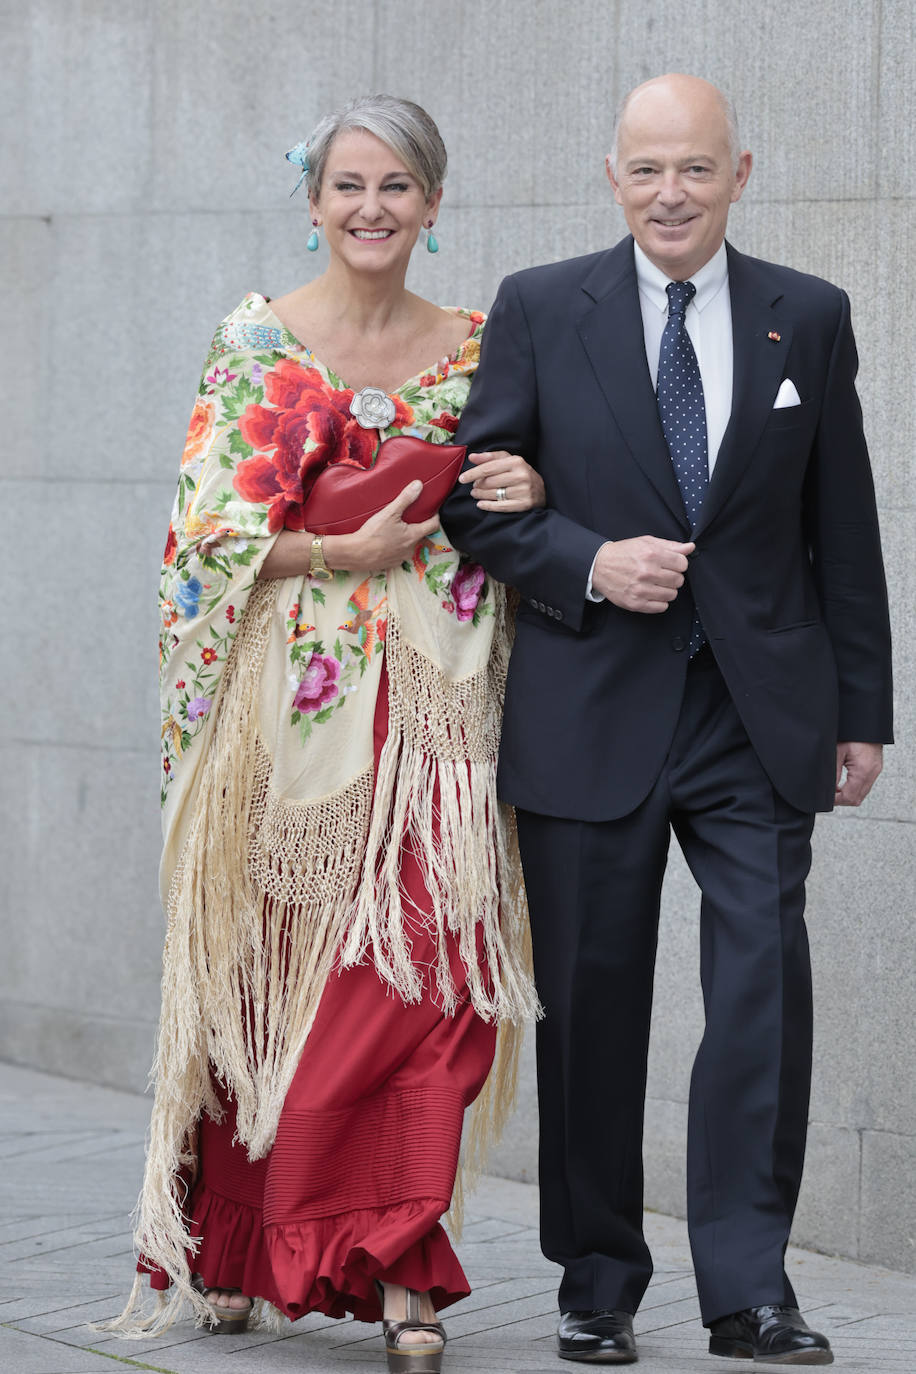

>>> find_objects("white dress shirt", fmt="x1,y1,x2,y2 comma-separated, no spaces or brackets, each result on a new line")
586,240,733,600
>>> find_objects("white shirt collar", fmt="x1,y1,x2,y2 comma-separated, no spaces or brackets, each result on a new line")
633,239,729,315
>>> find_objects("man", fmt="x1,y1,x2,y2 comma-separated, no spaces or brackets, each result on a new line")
442,74,892,1366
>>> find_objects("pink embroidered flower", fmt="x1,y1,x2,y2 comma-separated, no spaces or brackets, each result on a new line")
200,646,218,664
226,604,235,624
205,366,238,388
451,562,485,622
293,653,341,712
175,679,186,690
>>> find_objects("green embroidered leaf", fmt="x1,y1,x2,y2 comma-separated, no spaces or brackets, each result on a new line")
228,429,254,458
218,453,233,469
199,554,229,578
232,544,259,566
220,375,261,421
312,588,326,606
291,710,301,725
334,637,344,659
314,706,334,723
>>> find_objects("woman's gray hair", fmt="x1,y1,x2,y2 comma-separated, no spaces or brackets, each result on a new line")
304,95,447,201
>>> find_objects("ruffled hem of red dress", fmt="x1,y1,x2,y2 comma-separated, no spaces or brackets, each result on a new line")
143,1182,470,1321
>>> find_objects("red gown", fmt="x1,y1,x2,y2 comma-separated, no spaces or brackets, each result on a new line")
144,668,497,1320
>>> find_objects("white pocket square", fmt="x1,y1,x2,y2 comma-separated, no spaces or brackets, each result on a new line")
773,378,801,408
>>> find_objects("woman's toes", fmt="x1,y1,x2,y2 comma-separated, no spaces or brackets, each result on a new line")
206,1288,249,1310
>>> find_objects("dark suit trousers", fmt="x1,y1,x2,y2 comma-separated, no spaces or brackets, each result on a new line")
516,649,816,1325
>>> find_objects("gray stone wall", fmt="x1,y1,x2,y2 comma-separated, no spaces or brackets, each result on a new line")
2,0,913,1272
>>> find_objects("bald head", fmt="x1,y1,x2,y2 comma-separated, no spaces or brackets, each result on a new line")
609,74,741,176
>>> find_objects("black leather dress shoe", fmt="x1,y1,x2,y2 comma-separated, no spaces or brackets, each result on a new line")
558,1310,638,1363
709,1305,833,1364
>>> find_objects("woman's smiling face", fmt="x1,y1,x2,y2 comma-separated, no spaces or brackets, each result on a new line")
311,129,441,275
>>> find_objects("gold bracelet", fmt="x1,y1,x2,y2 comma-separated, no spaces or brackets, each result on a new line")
308,534,333,582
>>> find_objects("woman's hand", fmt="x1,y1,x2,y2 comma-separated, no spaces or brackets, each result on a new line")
457,450,546,511
324,482,441,573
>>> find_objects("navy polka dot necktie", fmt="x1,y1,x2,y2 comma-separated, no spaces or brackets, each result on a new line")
657,280,707,656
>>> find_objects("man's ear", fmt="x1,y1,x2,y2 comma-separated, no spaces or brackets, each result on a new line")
605,156,624,206
730,151,753,204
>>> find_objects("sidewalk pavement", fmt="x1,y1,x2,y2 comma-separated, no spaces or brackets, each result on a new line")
1,1062,913,1374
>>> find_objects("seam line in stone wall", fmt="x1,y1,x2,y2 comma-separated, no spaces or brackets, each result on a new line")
3,195,916,224
0,999,159,1029
1,738,157,755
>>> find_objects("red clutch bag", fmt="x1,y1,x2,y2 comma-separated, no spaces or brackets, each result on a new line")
301,435,467,535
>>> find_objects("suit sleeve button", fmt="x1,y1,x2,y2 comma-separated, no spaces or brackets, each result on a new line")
555,609,563,621
529,598,538,609
537,601,546,612
672,635,686,652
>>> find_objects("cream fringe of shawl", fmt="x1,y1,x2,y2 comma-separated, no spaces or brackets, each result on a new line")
103,576,538,1337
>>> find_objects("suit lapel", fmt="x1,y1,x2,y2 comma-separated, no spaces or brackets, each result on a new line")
694,243,793,537
576,240,689,531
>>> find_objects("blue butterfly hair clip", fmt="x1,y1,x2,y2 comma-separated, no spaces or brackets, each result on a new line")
285,141,310,197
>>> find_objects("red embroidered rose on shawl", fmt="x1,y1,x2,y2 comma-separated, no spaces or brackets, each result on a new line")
233,358,413,532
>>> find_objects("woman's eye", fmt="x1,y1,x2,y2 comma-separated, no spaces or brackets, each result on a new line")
334,181,360,191
383,182,409,192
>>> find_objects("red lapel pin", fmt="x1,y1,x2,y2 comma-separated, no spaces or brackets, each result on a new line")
768,331,781,342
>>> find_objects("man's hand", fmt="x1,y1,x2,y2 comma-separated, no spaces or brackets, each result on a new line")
835,742,884,806
591,537,695,613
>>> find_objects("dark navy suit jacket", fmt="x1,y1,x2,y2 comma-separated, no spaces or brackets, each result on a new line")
442,236,893,819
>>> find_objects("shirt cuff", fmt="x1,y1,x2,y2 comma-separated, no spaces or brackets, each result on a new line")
585,546,607,602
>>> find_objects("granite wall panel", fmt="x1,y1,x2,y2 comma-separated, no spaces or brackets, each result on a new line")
615,0,880,203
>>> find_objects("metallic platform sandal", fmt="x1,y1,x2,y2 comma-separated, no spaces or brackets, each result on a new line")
191,1275,252,1333
376,1281,447,1373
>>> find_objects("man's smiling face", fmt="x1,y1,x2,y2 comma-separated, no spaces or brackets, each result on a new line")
607,74,752,281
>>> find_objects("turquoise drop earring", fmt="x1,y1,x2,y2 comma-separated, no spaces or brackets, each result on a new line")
307,219,320,252
425,220,439,254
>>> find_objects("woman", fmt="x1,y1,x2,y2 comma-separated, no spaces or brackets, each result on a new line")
109,96,542,1372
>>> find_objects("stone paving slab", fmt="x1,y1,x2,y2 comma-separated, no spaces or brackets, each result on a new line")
1,1061,914,1373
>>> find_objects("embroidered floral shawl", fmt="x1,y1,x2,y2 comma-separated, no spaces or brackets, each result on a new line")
127,294,536,1331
